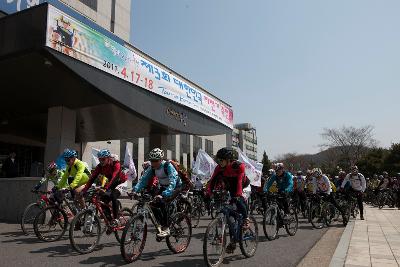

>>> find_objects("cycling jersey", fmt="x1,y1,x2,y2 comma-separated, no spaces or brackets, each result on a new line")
134,160,181,197
206,161,246,197
58,159,90,190
312,175,332,194
330,181,337,193
83,160,126,193
264,171,294,193
378,178,391,190
294,175,306,192
34,170,65,190
341,173,366,192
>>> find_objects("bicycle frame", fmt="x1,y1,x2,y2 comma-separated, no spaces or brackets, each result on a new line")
90,193,125,232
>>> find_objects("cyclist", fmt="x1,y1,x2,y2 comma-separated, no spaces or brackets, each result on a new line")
335,171,350,190
33,161,64,191
263,163,293,220
312,168,348,225
58,149,90,207
81,149,127,226
340,166,366,220
293,171,306,214
206,147,250,254
132,148,182,238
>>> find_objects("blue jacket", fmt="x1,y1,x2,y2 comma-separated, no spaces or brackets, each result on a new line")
134,160,181,197
264,171,294,193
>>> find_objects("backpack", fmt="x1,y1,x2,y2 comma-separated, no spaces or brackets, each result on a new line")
153,160,189,184
232,160,250,188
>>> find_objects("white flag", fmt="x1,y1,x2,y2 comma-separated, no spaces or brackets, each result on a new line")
91,147,100,169
192,149,217,182
237,149,263,187
123,143,137,181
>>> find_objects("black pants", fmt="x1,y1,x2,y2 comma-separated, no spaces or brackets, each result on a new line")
278,194,290,214
233,196,248,220
348,189,364,217
152,200,168,227
293,191,306,212
101,189,121,219
151,187,169,227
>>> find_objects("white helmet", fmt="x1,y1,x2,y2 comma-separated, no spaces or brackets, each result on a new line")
148,148,164,161
313,168,323,177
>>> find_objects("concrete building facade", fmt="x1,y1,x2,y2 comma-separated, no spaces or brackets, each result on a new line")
233,123,258,162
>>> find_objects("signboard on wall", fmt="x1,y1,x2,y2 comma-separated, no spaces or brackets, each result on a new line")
0,0,46,14
45,4,234,128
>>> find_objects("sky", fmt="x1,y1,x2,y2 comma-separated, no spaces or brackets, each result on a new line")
130,0,400,160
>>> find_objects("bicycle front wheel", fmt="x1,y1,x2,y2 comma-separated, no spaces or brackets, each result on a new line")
203,217,227,267
263,206,278,241
167,212,192,254
69,209,101,254
239,215,258,258
310,204,324,229
33,206,68,242
21,203,42,235
114,208,134,243
285,206,298,236
120,215,147,263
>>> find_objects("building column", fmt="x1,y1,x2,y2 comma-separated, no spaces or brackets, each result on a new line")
175,135,180,163
44,106,77,166
138,137,145,176
189,135,194,168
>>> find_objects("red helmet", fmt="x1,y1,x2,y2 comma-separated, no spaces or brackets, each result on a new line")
47,161,58,173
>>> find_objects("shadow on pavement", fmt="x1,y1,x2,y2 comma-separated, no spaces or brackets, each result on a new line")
79,254,127,267
29,241,121,258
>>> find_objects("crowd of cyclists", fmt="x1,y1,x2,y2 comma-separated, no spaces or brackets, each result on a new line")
21,146,400,267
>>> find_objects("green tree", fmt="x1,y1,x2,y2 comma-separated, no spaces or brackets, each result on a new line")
357,148,388,177
383,143,400,175
261,151,271,175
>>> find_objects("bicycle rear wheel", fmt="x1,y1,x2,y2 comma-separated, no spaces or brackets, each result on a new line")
33,206,68,242
203,217,227,267
263,206,278,241
69,209,101,254
21,203,42,235
120,215,147,263
239,215,258,258
167,212,192,254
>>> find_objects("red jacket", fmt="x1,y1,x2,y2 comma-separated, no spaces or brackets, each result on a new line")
83,161,123,192
207,161,245,197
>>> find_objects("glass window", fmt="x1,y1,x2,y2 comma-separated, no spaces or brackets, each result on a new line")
79,0,97,11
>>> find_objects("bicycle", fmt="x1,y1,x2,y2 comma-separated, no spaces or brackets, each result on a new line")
377,189,395,209
21,190,51,235
33,189,80,242
189,189,207,228
203,190,258,267
120,192,192,263
262,193,298,240
308,194,336,229
210,190,226,219
69,187,134,254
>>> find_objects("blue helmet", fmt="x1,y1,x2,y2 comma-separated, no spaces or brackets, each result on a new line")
63,149,78,159
97,149,111,159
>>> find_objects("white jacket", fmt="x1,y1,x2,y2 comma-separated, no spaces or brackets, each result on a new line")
341,173,366,192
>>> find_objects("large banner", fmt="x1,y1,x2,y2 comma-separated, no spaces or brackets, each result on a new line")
192,149,217,182
45,5,234,128
237,149,262,187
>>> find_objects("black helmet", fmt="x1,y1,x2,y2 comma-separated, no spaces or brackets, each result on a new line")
216,147,235,160
297,171,303,175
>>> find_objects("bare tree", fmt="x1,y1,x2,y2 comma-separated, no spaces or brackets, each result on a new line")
320,125,377,165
